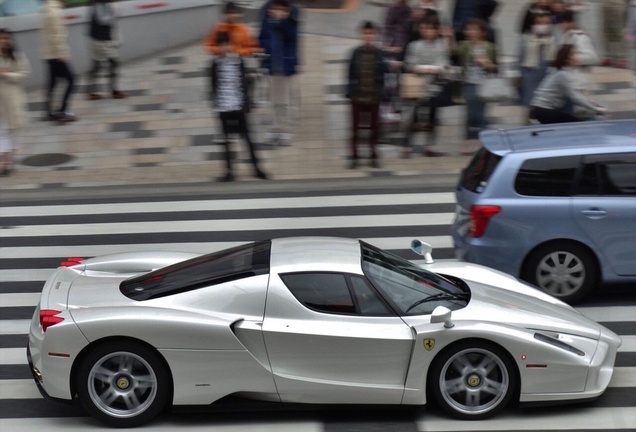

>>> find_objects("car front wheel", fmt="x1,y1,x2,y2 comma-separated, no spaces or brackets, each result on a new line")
523,242,597,304
429,341,516,419
77,341,170,428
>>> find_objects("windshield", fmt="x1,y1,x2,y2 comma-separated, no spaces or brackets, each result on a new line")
361,242,469,315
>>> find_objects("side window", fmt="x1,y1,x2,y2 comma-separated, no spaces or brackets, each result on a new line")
577,153,636,196
514,156,579,197
349,275,392,315
281,273,355,314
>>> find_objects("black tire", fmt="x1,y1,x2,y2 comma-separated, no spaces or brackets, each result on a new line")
429,341,516,420
77,340,170,428
522,242,597,304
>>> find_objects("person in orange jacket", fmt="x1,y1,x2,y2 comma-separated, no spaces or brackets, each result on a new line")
204,2,259,57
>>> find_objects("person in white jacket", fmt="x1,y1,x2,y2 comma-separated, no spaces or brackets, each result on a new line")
41,0,76,122
0,29,31,176
558,10,597,76
557,9,598,116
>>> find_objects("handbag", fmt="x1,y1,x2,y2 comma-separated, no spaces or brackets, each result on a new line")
477,75,516,102
399,73,427,100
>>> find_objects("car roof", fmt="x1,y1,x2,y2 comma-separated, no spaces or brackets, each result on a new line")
480,120,636,156
270,237,362,272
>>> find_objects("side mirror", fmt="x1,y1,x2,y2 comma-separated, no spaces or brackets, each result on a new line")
431,306,454,328
411,239,434,264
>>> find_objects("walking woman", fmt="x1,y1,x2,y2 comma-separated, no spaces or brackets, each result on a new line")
0,29,30,176
530,44,605,124
454,18,497,140
402,15,450,156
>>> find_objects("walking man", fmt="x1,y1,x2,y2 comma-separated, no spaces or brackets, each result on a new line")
41,0,77,122
87,0,127,100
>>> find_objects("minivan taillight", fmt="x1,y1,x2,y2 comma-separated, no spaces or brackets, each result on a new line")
40,309,64,332
469,205,501,238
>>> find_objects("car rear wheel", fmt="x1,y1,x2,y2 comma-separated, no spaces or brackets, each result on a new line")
523,243,597,304
77,341,170,428
430,341,516,420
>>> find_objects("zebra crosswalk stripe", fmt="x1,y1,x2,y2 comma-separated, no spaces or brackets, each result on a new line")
0,190,634,431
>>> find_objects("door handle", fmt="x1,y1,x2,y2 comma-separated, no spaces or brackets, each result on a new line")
581,208,607,218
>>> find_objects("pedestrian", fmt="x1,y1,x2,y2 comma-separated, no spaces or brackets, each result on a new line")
204,1,259,57
210,32,268,183
382,0,412,59
518,0,552,34
530,44,605,124
629,1,636,71
0,29,30,176
452,0,477,42
453,0,497,43
259,0,299,146
516,12,556,122
87,0,127,100
454,18,497,140
600,0,629,68
557,9,598,117
345,21,387,169
402,15,451,156
41,0,77,122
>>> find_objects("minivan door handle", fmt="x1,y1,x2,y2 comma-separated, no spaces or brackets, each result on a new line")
581,208,607,219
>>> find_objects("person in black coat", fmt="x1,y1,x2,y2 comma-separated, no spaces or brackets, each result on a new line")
345,21,388,169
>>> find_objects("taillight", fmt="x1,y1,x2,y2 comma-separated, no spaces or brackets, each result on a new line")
60,257,85,267
469,205,501,238
40,309,64,332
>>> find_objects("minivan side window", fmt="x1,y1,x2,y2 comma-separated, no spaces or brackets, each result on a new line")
458,148,502,193
577,153,636,196
514,156,579,197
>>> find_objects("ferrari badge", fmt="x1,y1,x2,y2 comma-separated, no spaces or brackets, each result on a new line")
423,338,435,351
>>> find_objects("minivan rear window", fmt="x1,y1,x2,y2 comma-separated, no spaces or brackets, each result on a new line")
458,148,502,193
120,241,271,300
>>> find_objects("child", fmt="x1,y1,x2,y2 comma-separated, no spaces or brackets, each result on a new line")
345,21,387,169
210,32,267,182
454,18,497,140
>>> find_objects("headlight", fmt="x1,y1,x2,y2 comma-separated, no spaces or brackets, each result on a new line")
534,332,585,356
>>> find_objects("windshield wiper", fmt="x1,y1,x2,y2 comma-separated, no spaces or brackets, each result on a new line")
404,292,469,314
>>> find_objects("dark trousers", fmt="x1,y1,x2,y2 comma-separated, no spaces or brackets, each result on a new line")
530,106,581,124
350,101,380,159
46,59,75,115
464,83,487,139
88,58,119,94
218,111,260,173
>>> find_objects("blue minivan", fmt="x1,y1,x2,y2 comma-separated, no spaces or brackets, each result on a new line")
452,120,636,303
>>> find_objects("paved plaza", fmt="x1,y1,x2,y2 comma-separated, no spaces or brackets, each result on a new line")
0,1,634,190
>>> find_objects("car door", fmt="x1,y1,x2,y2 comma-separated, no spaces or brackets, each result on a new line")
262,272,414,404
572,153,636,276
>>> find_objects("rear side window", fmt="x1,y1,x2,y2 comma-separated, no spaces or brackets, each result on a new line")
577,153,636,196
121,241,271,300
458,148,502,193
515,156,579,196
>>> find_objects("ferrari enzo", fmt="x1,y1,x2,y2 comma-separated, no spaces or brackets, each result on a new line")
28,237,621,427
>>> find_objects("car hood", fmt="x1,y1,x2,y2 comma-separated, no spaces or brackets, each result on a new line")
456,280,601,340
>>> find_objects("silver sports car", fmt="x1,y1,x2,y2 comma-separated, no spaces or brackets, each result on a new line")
28,237,621,427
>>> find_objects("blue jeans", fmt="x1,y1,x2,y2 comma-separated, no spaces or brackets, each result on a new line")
463,83,487,140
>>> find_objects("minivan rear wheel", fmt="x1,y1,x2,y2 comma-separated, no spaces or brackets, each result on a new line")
522,243,597,304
